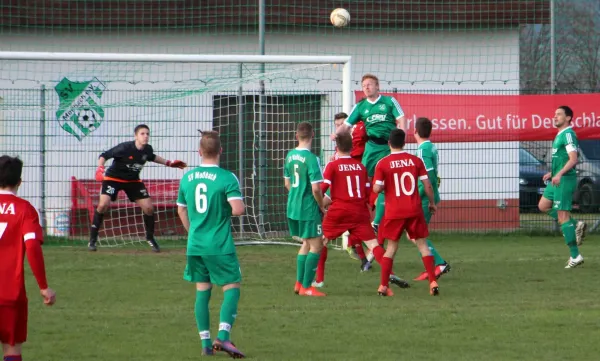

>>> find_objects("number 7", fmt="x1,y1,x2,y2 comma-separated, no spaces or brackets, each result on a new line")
0,222,7,240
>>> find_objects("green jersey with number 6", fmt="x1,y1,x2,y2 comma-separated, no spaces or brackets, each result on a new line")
551,126,578,177
416,140,441,205
284,148,323,221
177,164,243,256
345,95,404,140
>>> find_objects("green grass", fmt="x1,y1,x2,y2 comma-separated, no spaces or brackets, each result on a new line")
23,234,600,361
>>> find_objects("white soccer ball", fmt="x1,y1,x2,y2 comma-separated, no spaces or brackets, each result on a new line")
330,8,350,28
77,109,97,130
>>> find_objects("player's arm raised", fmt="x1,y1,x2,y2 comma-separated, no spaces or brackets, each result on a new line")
23,205,55,306
391,97,406,131
153,155,187,169
337,104,359,135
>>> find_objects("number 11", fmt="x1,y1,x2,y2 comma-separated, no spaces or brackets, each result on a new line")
346,175,361,198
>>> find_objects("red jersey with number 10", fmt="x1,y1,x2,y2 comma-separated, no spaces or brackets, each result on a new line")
322,156,370,211
373,151,429,218
0,191,44,304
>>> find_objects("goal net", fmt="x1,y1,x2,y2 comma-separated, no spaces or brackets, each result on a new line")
0,52,351,248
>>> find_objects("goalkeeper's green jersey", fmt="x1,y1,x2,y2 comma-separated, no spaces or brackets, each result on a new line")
177,164,243,256
284,148,323,221
416,140,441,205
551,126,578,178
345,95,404,140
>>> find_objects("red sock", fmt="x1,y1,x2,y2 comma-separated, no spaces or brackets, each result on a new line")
422,255,436,283
315,246,328,283
5,355,23,361
354,243,366,260
380,256,393,287
372,245,385,263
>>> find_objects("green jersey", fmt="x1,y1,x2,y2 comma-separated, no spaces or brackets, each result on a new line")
346,95,404,140
416,140,441,204
177,164,243,256
284,148,323,221
551,127,578,177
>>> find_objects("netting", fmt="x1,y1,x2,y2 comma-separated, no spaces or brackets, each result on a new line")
1,0,599,245
0,55,348,246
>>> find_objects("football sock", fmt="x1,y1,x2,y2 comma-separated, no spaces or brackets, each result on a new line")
380,256,393,287
561,222,580,258
371,245,385,264
296,254,307,284
570,216,578,227
374,193,385,225
315,246,328,283
354,243,366,260
195,289,212,348
425,240,445,265
422,255,436,283
218,288,240,342
302,252,321,289
4,356,22,361
90,210,105,239
143,213,156,240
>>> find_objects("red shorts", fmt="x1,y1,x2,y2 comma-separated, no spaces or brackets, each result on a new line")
379,214,429,242
0,303,28,345
323,205,375,242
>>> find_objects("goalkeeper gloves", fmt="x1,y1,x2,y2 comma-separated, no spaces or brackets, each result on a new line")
166,160,187,169
95,166,105,181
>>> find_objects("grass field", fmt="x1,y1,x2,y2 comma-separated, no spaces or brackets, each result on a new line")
22,234,600,361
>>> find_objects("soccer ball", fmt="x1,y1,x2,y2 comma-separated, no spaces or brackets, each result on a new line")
330,8,350,28
77,109,97,130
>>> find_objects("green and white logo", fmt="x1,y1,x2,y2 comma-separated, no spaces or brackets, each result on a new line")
55,77,106,141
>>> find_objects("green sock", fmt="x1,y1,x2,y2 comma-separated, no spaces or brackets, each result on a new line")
560,222,579,259
302,252,321,289
195,289,212,348
374,193,385,225
296,254,307,284
546,209,558,221
218,288,240,342
426,240,446,265
570,216,578,227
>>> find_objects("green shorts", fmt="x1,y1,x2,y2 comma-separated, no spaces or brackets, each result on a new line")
183,254,242,286
363,141,391,177
542,177,576,211
288,218,322,239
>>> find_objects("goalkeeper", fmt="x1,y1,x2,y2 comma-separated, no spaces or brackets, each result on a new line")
88,124,187,252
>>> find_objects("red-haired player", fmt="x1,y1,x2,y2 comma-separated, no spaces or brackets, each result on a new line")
0,156,56,361
372,129,439,296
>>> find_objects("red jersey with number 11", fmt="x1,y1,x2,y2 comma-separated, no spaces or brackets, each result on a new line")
322,156,370,211
373,151,429,218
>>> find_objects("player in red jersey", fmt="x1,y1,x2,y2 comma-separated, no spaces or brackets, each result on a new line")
318,133,392,292
372,129,439,297
0,156,56,361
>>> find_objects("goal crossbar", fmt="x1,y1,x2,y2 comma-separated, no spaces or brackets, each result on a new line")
0,51,353,113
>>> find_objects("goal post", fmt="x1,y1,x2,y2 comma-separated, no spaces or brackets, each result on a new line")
0,51,352,248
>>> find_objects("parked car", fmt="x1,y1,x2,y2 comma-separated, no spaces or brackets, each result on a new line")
519,147,547,212
543,139,600,213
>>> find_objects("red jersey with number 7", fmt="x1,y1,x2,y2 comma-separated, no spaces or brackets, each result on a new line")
0,191,44,304
373,151,429,218
321,156,371,212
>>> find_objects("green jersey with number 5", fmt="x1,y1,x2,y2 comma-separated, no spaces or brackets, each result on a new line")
177,164,243,256
284,148,323,221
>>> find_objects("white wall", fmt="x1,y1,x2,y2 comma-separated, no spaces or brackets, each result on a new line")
0,30,520,217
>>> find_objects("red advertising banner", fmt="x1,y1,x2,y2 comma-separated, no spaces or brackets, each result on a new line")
355,92,600,142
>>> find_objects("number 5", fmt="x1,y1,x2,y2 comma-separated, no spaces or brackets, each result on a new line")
292,164,300,188
0,222,7,240
317,225,322,234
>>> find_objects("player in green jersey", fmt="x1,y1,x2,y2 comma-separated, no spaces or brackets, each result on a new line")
412,117,451,281
337,74,406,258
284,122,327,297
177,131,246,358
538,106,587,268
